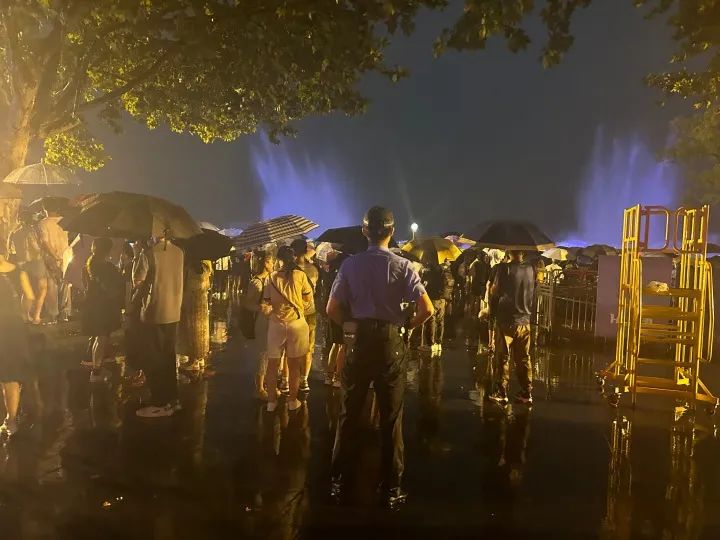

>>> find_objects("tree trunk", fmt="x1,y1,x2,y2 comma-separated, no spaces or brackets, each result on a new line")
0,86,37,249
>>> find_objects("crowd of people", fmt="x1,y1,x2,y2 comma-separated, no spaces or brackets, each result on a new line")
235,206,539,507
0,201,543,509
0,200,218,435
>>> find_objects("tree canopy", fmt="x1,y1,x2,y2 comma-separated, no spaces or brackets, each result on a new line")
1,1,719,188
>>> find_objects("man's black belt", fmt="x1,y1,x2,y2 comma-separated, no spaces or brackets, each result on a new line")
356,318,397,330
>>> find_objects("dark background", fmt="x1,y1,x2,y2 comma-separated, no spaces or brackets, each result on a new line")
81,1,681,240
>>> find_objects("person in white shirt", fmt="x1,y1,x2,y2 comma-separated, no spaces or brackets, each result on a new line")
36,205,71,322
132,236,185,418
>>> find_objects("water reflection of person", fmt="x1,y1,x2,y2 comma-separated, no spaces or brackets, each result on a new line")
418,356,443,451
480,407,531,533
253,402,311,540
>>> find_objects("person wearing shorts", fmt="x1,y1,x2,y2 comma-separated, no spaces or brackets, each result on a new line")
262,246,314,413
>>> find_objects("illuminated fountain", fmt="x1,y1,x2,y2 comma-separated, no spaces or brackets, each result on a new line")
251,137,358,230
561,129,679,247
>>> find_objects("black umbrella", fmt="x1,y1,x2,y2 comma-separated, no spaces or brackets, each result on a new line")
59,191,201,239
466,221,554,251
28,196,74,216
175,229,233,261
316,225,398,254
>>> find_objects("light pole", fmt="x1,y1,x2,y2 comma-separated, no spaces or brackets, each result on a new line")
410,222,418,241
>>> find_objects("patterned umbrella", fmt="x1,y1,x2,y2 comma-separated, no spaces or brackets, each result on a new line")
59,191,200,239
232,215,318,251
3,163,79,185
466,221,554,251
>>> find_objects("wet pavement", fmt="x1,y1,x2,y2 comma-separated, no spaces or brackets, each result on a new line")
1,324,720,539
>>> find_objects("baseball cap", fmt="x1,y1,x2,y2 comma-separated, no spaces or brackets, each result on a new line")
363,206,395,231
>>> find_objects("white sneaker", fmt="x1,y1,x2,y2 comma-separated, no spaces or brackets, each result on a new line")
136,404,175,418
288,399,303,411
266,402,278,412
332,378,341,388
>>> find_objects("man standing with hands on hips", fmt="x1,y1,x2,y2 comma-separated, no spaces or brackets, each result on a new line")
326,206,434,509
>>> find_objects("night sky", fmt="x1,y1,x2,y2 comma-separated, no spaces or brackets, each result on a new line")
80,1,681,242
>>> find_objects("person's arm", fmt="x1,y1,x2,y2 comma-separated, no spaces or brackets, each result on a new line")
403,262,434,329
326,264,349,326
260,275,273,315
408,292,433,329
132,252,149,288
19,270,35,302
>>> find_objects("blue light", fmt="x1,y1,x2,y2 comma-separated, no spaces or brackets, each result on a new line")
251,137,358,231
559,129,678,247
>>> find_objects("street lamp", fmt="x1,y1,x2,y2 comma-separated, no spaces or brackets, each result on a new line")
410,222,418,240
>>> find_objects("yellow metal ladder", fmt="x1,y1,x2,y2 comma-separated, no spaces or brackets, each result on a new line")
598,205,718,413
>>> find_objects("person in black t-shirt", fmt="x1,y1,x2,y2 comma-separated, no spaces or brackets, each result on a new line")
487,250,535,406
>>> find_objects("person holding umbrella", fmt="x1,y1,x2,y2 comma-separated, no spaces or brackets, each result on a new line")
487,250,535,405
326,206,434,509
81,237,124,383
133,233,185,418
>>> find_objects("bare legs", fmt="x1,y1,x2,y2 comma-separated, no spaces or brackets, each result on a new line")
328,343,346,384
266,357,281,405
287,355,303,405
31,277,47,324
264,354,304,409
255,352,268,399
1,382,20,433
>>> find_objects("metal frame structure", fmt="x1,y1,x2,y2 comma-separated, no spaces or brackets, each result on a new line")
598,205,718,413
535,268,598,341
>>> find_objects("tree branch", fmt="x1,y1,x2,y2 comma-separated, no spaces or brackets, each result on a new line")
78,46,180,111
39,116,81,139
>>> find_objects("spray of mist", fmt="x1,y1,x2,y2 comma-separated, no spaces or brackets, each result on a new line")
250,137,357,230
560,128,679,247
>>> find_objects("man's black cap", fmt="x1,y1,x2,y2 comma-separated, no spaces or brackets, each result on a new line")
363,206,395,231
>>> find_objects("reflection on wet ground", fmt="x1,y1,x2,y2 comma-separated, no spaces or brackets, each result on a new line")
1,325,720,539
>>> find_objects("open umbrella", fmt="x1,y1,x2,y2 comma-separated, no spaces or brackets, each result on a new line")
466,221,554,251
542,247,569,261
582,244,618,257
445,234,476,249
3,163,79,186
402,237,462,264
316,225,398,254
59,191,201,239
28,196,75,215
175,228,233,261
233,215,318,252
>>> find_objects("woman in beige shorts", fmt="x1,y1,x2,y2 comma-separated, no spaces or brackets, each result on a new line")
262,246,314,412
